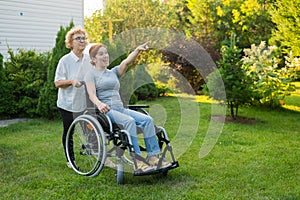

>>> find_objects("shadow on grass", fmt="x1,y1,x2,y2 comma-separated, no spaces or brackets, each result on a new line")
121,169,193,186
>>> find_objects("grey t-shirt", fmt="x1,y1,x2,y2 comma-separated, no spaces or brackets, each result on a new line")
85,66,123,108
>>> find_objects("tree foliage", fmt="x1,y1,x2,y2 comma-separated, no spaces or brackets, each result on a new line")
85,0,202,92
205,35,253,119
186,0,275,52
85,0,180,43
270,0,300,56
161,38,207,93
186,0,219,60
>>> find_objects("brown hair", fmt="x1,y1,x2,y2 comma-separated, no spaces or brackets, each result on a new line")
65,27,88,49
89,44,107,65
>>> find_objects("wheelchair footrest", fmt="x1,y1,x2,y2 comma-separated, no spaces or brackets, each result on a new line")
133,161,179,176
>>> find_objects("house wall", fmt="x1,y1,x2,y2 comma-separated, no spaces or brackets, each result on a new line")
0,0,84,60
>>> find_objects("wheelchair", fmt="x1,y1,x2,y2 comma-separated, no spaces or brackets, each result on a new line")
65,93,179,184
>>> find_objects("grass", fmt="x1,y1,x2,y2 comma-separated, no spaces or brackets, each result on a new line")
0,83,300,199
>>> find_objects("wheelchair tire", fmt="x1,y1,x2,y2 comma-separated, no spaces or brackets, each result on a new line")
116,164,124,184
66,115,106,176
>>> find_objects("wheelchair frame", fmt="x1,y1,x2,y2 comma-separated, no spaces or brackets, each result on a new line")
65,104,179,184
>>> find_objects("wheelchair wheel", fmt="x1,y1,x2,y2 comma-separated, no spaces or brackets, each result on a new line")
66,115,106,176
116,164,124,184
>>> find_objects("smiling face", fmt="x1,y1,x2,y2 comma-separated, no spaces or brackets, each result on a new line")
65,27,88,50
92,46,109,68
71,33,88,52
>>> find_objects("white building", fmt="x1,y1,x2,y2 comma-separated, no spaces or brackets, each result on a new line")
0,0,84,60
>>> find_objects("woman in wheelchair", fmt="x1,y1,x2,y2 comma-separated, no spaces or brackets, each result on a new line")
84,42,171,173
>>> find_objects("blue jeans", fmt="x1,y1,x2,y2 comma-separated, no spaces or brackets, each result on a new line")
106,107,161,156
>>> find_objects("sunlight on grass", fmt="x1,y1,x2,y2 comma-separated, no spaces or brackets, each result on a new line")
283,82,300,111
282,105,300,112
167,92,219,104
168,82,300,113
291,82,300,96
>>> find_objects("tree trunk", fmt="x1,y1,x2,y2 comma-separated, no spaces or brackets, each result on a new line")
230,101,236,120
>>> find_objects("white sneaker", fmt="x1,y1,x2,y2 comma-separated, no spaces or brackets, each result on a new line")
148,156,172,169
104,158,116,168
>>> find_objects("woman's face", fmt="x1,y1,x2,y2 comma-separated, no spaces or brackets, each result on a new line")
93,46,109,68
71,33,88,51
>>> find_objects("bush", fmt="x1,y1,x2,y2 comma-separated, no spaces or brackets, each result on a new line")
155,82,170,97
133,65,158,100
119,65,158,104
0,67,17,119
284,51,300,81
0,49,50,118
242,41,297,107
0,53,3,68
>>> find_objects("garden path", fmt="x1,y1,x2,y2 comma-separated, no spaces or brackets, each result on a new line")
0,118,30,127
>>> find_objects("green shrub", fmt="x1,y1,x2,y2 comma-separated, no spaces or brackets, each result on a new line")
204,35,253,119
242,41,297,107
0,67,17,119
37,21,74,119
0,49,50,118
133,65,158,100
155,82,170,97
0,53,3,68
284,51,300,81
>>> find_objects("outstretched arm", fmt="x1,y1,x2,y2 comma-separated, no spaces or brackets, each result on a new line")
117,41,149,76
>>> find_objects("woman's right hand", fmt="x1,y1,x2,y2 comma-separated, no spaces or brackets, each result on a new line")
72,80,83,88
97,102,110,114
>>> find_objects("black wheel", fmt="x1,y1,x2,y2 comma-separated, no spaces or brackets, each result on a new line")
66,115,106,176
116,164,124,184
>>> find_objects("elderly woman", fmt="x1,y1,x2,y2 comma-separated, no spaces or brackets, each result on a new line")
54,27,92,167
85,42,171,172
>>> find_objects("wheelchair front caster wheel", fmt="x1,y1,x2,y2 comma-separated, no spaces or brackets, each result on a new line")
116,164,124,184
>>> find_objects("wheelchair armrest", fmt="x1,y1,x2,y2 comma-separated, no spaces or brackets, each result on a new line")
127,105,149,115
127,105,149,110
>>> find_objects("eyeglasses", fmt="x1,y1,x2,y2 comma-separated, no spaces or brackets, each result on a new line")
73,36,87,42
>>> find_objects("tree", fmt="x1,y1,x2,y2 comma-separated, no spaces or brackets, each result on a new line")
270,0,300,56
186,0,275,52
85,0,180,43
205,35,253,119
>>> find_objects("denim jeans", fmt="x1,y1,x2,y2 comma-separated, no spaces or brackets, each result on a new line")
106,107,161,156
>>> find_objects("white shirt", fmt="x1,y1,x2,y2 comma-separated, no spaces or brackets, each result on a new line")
54,51,93,112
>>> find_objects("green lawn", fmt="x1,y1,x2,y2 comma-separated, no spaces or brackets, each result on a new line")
0,84,300,199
